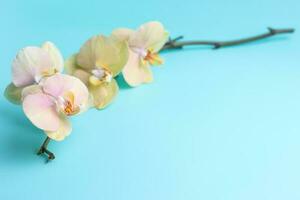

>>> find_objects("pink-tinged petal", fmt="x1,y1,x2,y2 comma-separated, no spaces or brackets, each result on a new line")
23,92,60,132
45,117,72,141
112,28,135,41
42,74,89,109
122,50,153,87
12,47,54,87
129,21,169,52
42,41,64,73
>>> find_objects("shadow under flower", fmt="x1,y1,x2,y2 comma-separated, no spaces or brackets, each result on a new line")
0,103,44,165
115,74,133,90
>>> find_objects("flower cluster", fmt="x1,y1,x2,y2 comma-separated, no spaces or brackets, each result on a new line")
66,21,168,108
4,21,168,141
5,42,89,141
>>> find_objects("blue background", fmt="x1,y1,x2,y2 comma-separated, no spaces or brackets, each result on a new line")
0,0,299,199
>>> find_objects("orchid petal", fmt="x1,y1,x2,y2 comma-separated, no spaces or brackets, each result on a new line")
122,50,153,87
65,54,79,74
73,69,91,85
129,21,169,52
45,117,72,141
65,54,91,85
21,84,42,99
42,41,64,73
112,28,135,41
41,74,89,110
4,83,24,104
12,47,53,87
89,75,102,86
89,79,119,109
77,35,128,76
23,92,61,132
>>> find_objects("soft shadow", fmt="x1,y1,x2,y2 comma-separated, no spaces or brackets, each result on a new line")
0,104,44,165
115,74,133,90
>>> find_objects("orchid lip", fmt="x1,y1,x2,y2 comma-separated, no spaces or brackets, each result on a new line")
34,75,42,83
131,47,163,66
56,95,79,116
38,90,78,116
131,47,148,59
91,67,112,83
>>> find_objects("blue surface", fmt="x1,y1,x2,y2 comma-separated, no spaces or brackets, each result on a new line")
0,0,299,199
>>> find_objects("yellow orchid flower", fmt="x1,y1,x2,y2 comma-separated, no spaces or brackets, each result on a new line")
65,35,128,109
112,21,169,87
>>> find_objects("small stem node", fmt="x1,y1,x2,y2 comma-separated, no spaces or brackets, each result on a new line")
37,136,55,162
268,27,276,35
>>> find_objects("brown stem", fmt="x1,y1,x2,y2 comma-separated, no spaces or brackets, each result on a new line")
37,136,55,161
162,27,295,50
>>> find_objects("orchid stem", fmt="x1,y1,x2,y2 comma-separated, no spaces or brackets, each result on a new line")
37,136,55,161
162,27,295,50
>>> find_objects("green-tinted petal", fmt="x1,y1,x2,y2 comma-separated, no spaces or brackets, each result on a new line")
77,35,129,76
21,84,42,98
106,37,129,76
65,54,91,85
4,83,24,104
65,54,79,74
89,79,119,109
73,69,91,85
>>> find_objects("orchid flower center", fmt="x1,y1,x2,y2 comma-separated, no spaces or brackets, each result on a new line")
131,47,148,58
34,68,59,83
89,67,113,86
131,47,163,65
56,92,79,116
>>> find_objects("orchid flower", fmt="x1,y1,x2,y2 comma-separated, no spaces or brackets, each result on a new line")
112,21,169,87
22,74,89,141
4,41,89,141
5,42,64,104
4,42,89,160
65,35,128,109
